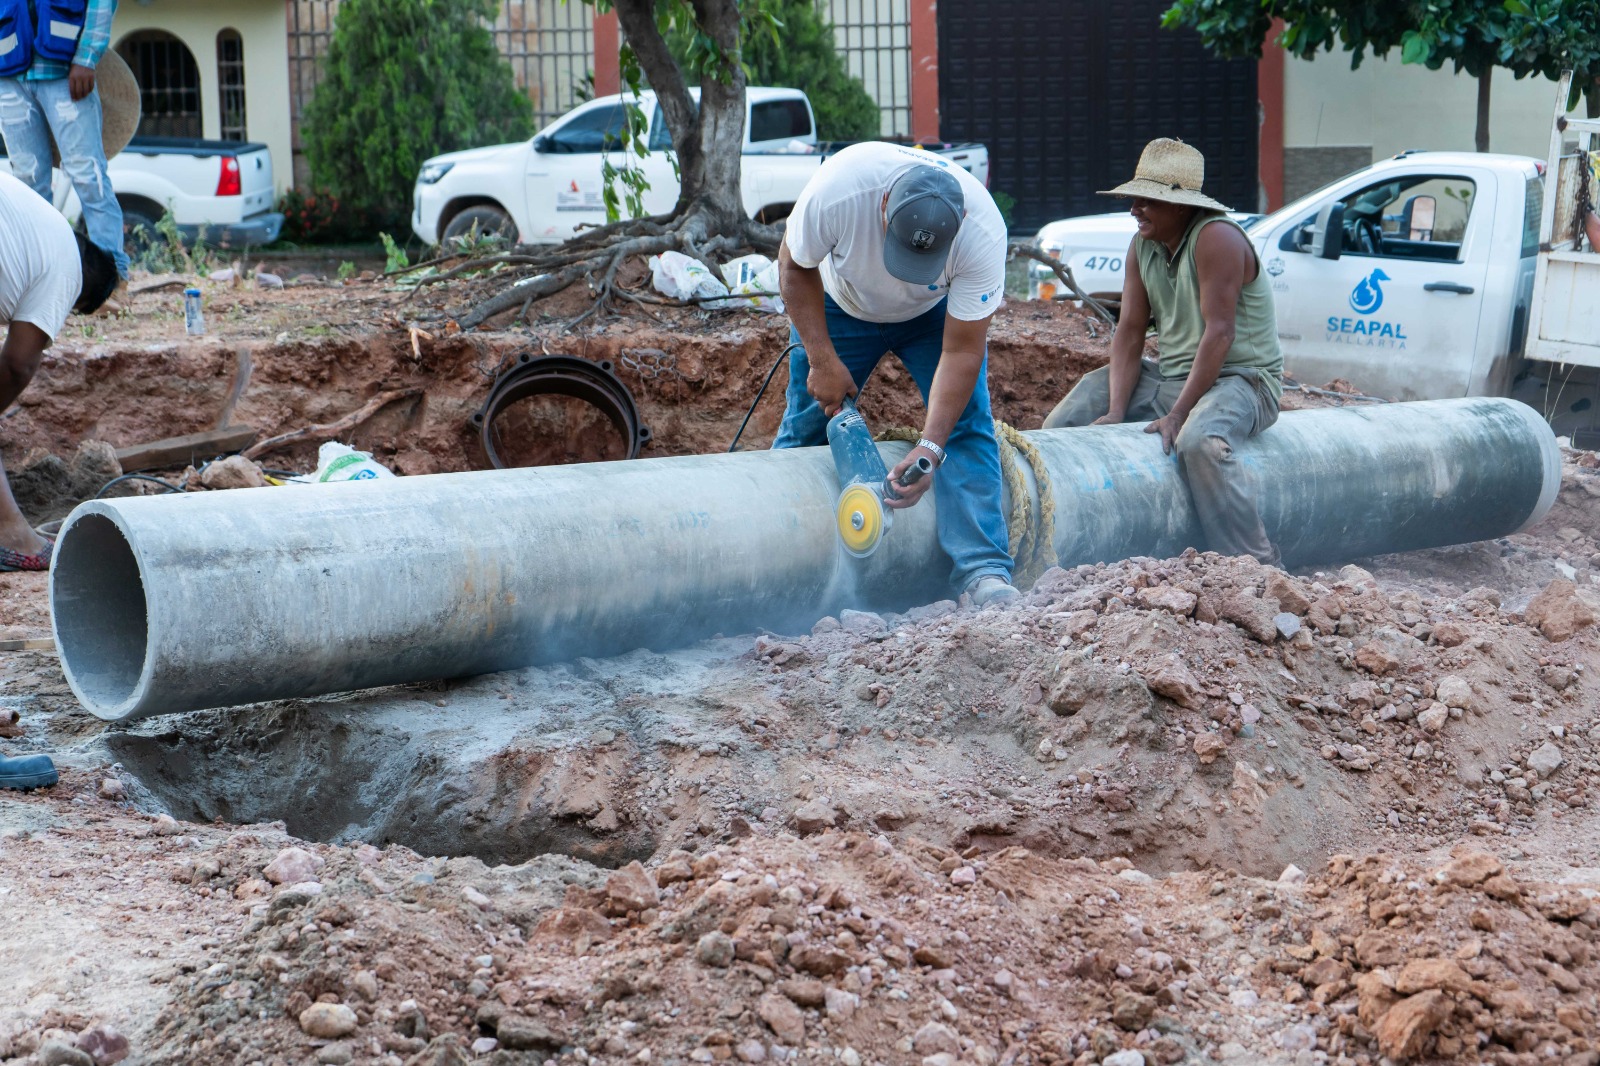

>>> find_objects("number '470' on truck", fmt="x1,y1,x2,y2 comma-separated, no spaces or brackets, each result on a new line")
1027,73,1600,448
410,87,988,246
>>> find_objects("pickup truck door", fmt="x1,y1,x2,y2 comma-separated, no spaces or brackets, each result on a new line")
526,99,679,240
1261,169,1494,400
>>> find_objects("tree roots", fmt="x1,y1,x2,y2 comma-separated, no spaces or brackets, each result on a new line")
415,210,780,331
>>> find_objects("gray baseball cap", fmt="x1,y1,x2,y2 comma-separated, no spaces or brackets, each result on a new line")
883,164,964,285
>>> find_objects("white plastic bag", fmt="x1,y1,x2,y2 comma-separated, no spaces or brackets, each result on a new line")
648,250,729,302
709,253,784,313
290,442,396,484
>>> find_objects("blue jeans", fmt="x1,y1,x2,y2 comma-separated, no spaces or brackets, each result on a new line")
0,76,129,277
772,295,1013,591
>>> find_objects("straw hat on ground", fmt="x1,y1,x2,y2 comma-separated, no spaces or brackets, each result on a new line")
1099,137,1231,213
50,49,141,165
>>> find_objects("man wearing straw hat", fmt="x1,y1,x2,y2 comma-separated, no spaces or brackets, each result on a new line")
0,0,139,284
1043,138,1283,565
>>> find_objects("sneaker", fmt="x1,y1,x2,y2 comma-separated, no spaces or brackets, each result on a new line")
966,575,1019,608
0,753,58,790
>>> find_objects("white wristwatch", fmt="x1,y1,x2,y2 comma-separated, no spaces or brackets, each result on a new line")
916,438,946,465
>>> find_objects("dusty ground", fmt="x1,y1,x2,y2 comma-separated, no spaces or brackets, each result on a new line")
2,277,1599,1066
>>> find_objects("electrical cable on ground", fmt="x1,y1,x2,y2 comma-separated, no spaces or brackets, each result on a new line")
728,342,802,452
93,473,184,499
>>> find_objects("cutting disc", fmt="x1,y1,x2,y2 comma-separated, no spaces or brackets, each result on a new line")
836,483,886,558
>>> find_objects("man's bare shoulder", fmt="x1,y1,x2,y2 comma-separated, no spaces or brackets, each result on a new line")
1193,215,1250,254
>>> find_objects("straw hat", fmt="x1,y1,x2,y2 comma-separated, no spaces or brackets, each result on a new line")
1099,138,1231,212
50,49,142,165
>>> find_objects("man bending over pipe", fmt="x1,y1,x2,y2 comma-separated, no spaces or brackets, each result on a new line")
1043,139,1284,565
774,142,1018,606
0,170,118,790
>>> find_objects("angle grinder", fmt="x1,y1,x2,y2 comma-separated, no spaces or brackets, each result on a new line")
826,399,933,558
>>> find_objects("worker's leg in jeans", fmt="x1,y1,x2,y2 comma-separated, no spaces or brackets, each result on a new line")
0,80,56,202
1171,372,1279,564
35,78,129,278
771,295,889,449
1041,361,1167,428
885,302,1013,591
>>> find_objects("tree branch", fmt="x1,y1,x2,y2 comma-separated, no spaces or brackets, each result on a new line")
1006,241,1116,324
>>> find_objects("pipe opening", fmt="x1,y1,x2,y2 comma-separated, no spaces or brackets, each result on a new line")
53,512,149,713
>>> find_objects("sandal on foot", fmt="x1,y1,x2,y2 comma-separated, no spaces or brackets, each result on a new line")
0,533,55,573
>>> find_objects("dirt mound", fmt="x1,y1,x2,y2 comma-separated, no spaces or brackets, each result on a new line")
9,798,1591,1066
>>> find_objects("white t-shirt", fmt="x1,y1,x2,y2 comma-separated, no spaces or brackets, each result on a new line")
0,171,81,340
785,142,1006,324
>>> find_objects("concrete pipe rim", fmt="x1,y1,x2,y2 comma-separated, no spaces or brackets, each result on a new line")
1502,397,1564,533
48,504,155,722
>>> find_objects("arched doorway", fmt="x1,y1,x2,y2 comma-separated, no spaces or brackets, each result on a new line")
116,30,202,139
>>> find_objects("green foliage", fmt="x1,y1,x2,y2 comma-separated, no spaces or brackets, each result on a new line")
600,49,653,223
336,260,358,280
379,232,410,272
129,206,217,274
302,0,533,228
670,0,880,140
991,190,1017,227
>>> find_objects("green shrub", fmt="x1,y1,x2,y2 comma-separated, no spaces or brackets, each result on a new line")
301,0,532,229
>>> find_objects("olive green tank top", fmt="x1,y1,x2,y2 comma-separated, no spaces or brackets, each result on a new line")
1135,212,1282,400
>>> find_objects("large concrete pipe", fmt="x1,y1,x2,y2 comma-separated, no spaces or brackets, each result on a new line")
51,398,1558,722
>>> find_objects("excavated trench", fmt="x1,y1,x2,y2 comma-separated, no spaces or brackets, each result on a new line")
11,306,1221,871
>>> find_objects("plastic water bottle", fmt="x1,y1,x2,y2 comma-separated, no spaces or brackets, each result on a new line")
183,287,205,336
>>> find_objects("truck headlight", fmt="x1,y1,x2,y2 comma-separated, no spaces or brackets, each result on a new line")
418,162,454,185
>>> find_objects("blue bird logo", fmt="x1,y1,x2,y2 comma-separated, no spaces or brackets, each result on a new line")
1349,268,1390,315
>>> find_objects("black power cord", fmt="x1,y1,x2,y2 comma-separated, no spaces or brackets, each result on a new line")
728,342,803,452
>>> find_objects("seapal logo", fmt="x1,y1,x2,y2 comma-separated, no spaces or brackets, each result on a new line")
1349,268,1390,315
911,228,936,251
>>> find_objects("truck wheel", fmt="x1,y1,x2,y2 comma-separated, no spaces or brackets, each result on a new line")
122,206,163,265
442,205,515,245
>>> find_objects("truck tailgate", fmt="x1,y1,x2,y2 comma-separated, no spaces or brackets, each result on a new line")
1527,78,1600,369
233,144,275,219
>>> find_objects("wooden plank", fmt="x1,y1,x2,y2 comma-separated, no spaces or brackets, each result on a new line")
0,637,55,652
115,426,258,473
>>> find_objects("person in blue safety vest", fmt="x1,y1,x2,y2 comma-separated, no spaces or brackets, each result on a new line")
0,0,132,294
0,168,118,790
773,142,1019,608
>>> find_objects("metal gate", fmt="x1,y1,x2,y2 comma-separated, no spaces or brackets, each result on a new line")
819,0,911,139
936,0,1258,231
287,0,594,187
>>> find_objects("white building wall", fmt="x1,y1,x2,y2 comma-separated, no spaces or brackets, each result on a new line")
1282,52,1560,200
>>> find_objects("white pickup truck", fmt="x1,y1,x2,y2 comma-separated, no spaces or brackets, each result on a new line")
411,86,990,246
1025,81,1600,445
1,135,283,250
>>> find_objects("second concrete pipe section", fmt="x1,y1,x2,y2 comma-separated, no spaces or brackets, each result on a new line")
51,397,1559,722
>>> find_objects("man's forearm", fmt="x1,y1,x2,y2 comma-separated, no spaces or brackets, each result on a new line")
1103,326,1145,418
921,348,984,448
1170,327,1233,419
778,260,839,367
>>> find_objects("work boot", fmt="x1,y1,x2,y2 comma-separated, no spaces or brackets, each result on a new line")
0,752,58,790
966,575,1019,608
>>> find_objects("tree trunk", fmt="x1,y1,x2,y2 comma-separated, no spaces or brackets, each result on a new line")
1475,68,1491,153
611,0,749,236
